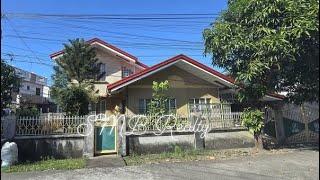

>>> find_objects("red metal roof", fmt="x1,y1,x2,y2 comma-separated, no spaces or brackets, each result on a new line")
49,38,148,69
107,54,284,100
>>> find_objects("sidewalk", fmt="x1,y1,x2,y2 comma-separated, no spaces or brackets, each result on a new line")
85,154,126,168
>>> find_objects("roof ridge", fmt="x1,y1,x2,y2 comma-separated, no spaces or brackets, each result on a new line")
49,37,148,69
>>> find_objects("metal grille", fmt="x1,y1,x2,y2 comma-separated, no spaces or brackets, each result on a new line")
16,115,86,136
126,112,243,132
282,103,319,143
126,114,191,132
203,112,242,129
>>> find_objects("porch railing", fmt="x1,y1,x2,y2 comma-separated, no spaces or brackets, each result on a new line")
126,114,191,132
126,112,243,132
188,103,232,115
202,112,242,129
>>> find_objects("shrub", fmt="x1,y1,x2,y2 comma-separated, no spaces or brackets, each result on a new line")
241,108,264,135
16,106,40,117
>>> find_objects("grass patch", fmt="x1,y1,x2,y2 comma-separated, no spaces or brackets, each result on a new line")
124,147,252,166
1,158,86,173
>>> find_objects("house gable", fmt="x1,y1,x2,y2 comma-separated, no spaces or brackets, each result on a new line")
107,54,237,93
128,65,218,88
107,54,284,101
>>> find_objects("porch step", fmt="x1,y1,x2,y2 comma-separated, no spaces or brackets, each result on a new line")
86,155,126,168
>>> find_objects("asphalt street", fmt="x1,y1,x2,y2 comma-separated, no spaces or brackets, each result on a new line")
2,149,319,180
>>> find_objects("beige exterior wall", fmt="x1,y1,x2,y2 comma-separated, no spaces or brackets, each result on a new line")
125,65,221,116
93,47,144,97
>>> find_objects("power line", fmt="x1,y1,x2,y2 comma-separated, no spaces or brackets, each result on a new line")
23,17,204,44
4,12,220,18
4,15,45,64
4,35,205,51
1,53,54,62
1,58,53,67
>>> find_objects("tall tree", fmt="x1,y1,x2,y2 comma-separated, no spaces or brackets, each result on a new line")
1,59,20,110
55,38,99,83
51,39,99,115
50,65,69,110
203,0,319,104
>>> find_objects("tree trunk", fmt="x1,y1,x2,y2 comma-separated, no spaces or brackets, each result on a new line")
254,132,264,150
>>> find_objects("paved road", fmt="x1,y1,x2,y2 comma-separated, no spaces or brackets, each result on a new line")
2,149,319,180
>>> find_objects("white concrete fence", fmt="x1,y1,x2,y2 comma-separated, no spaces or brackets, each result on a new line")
1,111,244,137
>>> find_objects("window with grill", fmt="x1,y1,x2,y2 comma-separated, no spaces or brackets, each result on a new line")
138,98,176,114
94,99,107,114
189,98,211,113
99,63,106,73
96,63,106,81
122,67,133,78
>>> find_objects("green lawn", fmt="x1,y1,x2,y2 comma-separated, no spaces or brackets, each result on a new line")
1,158,86,173
124,147,252,166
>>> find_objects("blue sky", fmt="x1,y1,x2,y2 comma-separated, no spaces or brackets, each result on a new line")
1,0,228,85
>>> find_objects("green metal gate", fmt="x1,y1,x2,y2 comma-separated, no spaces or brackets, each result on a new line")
94,119,117,154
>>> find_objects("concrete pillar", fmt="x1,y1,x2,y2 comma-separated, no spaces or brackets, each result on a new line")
3,115,16,140
193,115,205,150
194,132,205,150
83,116,95,158
272,103,286,144
118,115,127,156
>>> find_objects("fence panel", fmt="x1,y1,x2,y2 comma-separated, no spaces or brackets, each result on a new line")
126,112,243,132
16,115,86,136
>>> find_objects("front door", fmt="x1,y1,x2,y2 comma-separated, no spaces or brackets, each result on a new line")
94,118,117,154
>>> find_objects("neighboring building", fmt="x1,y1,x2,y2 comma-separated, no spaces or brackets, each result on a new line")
50,38,284,117
11,66,56,113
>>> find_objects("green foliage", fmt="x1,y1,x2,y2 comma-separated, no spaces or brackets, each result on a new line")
1,59,20,110
55,38,99,83
51,39,99,115
124,148,251,166
148,80,170,116
16,106,40,117
203,0,319,104
241,108,264,135
1,158,85,173
174,145,183,155
57,84,95,116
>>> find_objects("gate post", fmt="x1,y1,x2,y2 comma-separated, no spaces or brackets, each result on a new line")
3,115,16,140
193,115,205,150
272,103,286,144
83,115,95,158
118,115,127,156
301,104,310,142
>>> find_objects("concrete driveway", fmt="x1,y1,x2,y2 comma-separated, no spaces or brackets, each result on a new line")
2,149,319,180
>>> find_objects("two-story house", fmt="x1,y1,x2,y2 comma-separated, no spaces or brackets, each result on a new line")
50,38,283,117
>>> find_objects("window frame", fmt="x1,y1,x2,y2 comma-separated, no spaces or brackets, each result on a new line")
139,98,176,114
99,63,106,74
122,66,133,78
189,98,211,113
35,87,41,96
